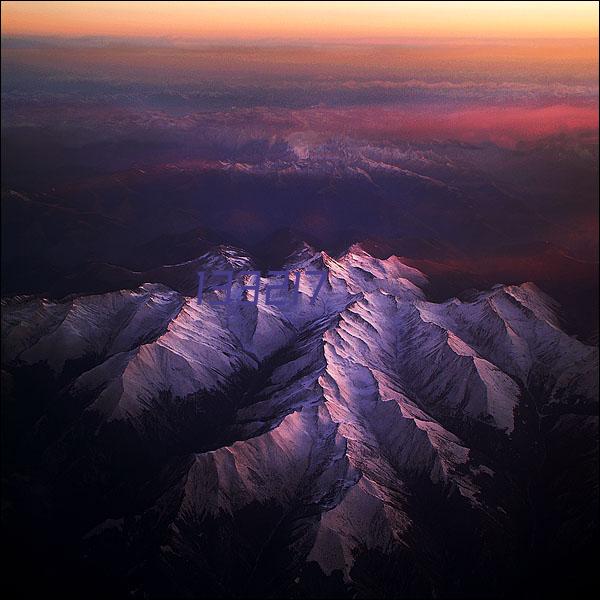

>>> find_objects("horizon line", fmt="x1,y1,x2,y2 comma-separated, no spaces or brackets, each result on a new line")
2,33,599,46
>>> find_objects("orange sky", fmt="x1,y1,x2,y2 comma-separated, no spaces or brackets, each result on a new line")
2,1,599,41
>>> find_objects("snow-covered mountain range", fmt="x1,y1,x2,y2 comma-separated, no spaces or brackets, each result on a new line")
1,243,597,597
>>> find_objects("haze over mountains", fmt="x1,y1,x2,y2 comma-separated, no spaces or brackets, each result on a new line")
2,40,598,335
1,32,599,598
